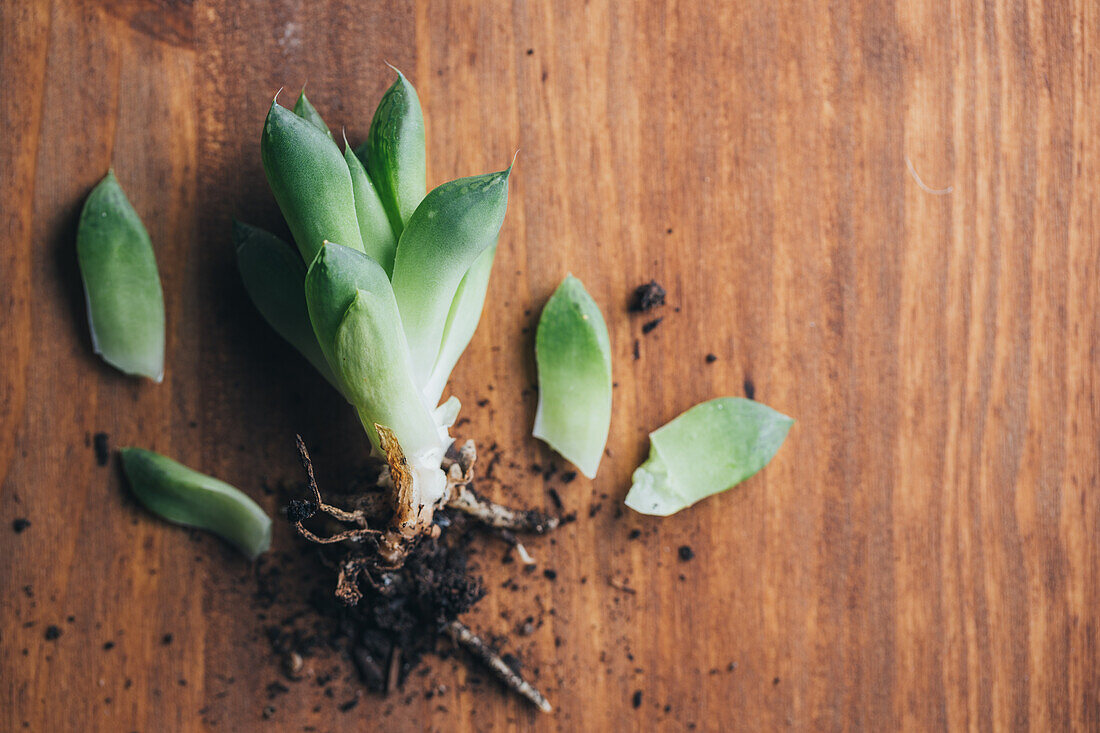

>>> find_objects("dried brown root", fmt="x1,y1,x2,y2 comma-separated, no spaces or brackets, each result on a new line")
289,435,382,546
446,620,552,713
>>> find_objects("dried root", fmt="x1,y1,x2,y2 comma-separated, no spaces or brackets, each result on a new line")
447,620,552,713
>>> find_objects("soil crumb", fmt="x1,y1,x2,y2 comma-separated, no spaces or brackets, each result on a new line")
678,545,695,561
705,353,717,363
44,625,62,641
641,317,663,335
93,432,110,466
630,280,666,312
632,689,643,708
12,518,30,534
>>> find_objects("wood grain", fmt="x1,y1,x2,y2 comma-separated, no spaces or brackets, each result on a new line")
3,0,1098,730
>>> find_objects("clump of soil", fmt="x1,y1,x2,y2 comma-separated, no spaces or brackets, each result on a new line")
630,280,666,312
268,509,484,693
93,432,110,466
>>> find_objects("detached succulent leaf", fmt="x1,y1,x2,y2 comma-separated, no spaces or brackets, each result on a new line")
391,170,510,387
233,221,340,390
76,170,166,381
261,100,363,263
345,145,398,275
293,89,332,137
624,398,793,516
358,70,426,238
120,448,272,560
422,243,497,406
532,275,612,479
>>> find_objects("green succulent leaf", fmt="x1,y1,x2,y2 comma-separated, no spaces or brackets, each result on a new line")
390,169,510,387
261,100,363,263
233,220,340,390
292,89,332,137
344,144,398,275
120,447,272,560
333,289,443,456
302,241,393,371
303,243,442,456
532,275,612,479
624,398,793,516
76,170,166,382
422,243,497,406
357,69,425,239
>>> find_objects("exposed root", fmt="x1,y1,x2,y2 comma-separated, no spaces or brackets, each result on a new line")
448,484,560,534
286,433,560,713
295,435,369,525
446,620,552,713
289,435,381,547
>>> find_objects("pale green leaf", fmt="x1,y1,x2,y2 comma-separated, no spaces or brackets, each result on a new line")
261,100,362,263
625,398,793,516
344,144,398,275
532,275,612,479
422,243,497,406
76,170,165,382
358,69,425,239
391,170,510,387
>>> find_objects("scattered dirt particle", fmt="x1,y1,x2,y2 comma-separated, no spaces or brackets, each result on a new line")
338,696,360,713
744,379,756,400
262,705,276,720
641,317,663,335
773,676,780,685
93,432,110,466
526,48,534,55
628,529,642,540
678,545,695,562
103,641,115,650
12,518,30,534
632,690,643,708
286,499,317,524
560,471,577,484
162,633,174,645
44,625,62,641
705,353,717,363
633,339,640,360
630,280,666,312
542,569,557,581
547,488,563,511
266,681,289,698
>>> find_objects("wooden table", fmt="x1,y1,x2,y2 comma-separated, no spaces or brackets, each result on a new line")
4,1,1098,730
